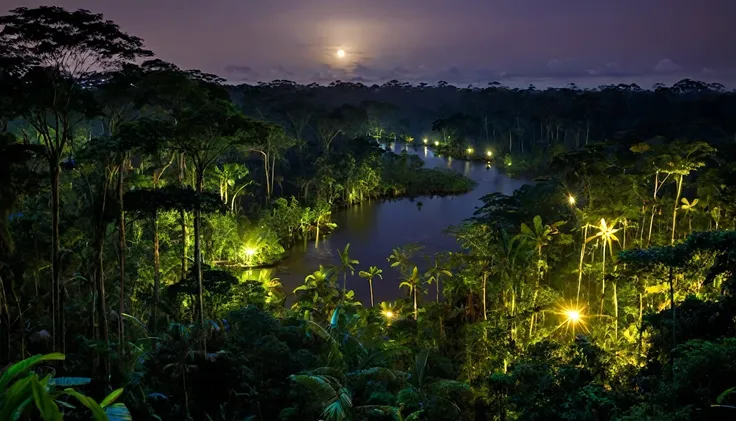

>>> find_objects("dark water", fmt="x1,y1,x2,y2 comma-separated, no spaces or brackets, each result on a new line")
243,143,530,304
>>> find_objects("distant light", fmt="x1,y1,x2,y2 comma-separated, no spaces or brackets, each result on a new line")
337,49,346,59
245,248,256,257
423,138,428,144
568,195,576,205
565,309,581,323
466,147,474,155
486,150,492,157
434,141,439,146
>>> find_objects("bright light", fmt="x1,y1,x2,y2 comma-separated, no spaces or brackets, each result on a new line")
466,147,474,154
486,150,492,157
568,195,576,205
245,248,256,257
566,309,581,323
434,141,439,146
423,138,428,144
337,49,346,59
383,310,394,319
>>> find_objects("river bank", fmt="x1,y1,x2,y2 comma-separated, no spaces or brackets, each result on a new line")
242,144,532,304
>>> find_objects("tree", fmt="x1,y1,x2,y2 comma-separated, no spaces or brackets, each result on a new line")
680,198,699,235
335,244,359,300
660,141,714,244
425,255,452,302
519,215,563,335
400,267,423,319
586,218,620,333
171,95,267,335
358,266,382,307
0,5,152,352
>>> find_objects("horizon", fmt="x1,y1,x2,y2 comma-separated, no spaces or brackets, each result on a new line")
4,0,736,89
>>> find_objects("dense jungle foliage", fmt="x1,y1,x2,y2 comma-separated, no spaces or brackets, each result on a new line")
2,5,736,421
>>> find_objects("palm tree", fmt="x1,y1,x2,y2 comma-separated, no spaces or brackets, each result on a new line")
680,198,699,235
424,255,452,302
490,230,529,342
387,243,424,276
358,266,382,307
336,244,359,299
400,267,423,319
519,215,564,335
586,218,620,322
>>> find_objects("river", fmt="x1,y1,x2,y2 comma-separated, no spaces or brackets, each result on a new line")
244,143,531,305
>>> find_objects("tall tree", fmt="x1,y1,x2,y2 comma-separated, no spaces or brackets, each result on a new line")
0,6,152,351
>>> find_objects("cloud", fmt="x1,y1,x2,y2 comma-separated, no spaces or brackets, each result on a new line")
268,64,294,78
224,65,254,75
654,58,682,73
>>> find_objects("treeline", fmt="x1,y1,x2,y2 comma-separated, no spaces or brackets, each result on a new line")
232,78,735,167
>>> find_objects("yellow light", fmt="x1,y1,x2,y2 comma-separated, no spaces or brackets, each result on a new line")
245,248,256,257
434,141,439,146
337,49,346,58
383,310,394,319
568,195,576,205
466,147,474,154
565,309,581,323
486,150,492,157
423,138,428,144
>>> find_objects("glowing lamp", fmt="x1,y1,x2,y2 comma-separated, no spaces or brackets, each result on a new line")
245,248,256,257
434,141,439,146
383,310,394,319
565,309,581,323
423,138,428,144
568,195,576,205
486,150,492,157
466,148,474,154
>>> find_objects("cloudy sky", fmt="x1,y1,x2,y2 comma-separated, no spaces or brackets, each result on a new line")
4,0,736,87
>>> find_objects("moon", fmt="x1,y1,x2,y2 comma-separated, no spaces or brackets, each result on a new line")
336,49,346,59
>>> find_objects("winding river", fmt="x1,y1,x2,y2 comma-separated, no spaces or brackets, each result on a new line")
247,143,531,304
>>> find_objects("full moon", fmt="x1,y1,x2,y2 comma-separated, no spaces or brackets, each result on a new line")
336,49,346,59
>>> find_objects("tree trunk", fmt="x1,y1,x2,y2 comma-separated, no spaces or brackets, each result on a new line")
613,281,618,341
671,174,683,244
669,267,676,349
482,272,488,321
369,279,374,307
50,162,62,352
179,153,188,281
576,224,588,304
117,164,126,354
436,275,441,302
194,170,205,331
152,212,160,332
529,246,542,337
599,241,607,315
95,232,110,378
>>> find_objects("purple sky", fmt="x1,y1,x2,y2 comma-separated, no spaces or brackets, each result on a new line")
4,0,736,87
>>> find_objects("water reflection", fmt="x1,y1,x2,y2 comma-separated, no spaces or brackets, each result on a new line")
267,142,531,304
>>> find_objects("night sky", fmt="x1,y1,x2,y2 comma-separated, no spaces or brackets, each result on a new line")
3,0,736,87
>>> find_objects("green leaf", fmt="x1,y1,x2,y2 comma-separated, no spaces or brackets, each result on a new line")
100,388,124,408
1,375,34,421
49,377,92,387
105,403,132,421
0,353,65,391
717,387,736,404
31,378,63,421
64,389,108,421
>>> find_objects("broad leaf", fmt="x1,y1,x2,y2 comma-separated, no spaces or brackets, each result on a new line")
0,353,65,391
105,403,133,421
